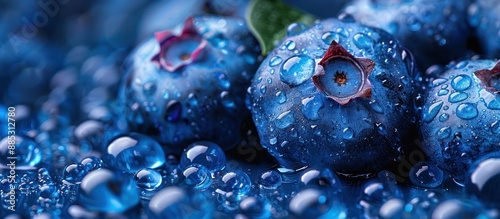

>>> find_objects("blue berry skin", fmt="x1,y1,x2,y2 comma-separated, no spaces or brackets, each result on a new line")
121,15,261,153
468,0,500,58
249,19,416,174
419,60,500,180
342,0,471,70
465,152,500,209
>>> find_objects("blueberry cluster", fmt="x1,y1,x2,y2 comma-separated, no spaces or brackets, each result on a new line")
1,0,500,218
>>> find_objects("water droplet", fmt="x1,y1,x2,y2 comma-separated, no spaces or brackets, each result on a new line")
448,92,468,103
456,103,478,120
285,40,296,50
135,168,162,191
269,56,283,67
275,91,287,104
0,135,41,167
149,187,214,218
289,188,345,218
409,162,443,188
369,100,384,114
451,75,472,91
336,27,349,37
221,171,252,201
216,72,231,89
105,133,166,173
143,81,157,96
280,55,315,86
432,78,448,87
287,22,307,36
491,121,500,134
439,113,449,122
423,101,443,123
275,111,294,129
240,196,272,219
209,33,228,48
165,100,182,122
269,137,277,145
321,32,340,45
342,127,354,140
259,170,282,189
301,96,324,120
220,91,236,109
438,89,449,96
455,61,468,69
179,141,226,173
260,85,267,94
353,33,374,49
79,169,139,212
182,164,212,190
436,127,452,140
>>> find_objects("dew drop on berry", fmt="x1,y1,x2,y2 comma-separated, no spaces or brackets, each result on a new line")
165,100,182,122
142,81,157,96
335,27,349,38
301,96,324,120
423,100,443,123
179,141,226,173
215,72,231,89
491,121,500,134
451,74,472,91
342,127,354,140
286,22,307,36
321,32,339,45
456,103,478,120
369,100,384,114
275,91,287,104
353,33,374,50
280,55,315,86
448,92,468,103
269,56,283,67
465,152,500,208
275,110,294,129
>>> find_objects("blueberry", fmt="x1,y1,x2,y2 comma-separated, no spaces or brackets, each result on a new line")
419,60,500,180
465,152,500,209
468,0,500,58
342,0,471,70
249,19,416,174
121,15,261,153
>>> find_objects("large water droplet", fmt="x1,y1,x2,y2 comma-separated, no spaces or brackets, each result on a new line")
165,100,182,122
179,141,226,173
342,127,354,140
448,92,468,103
456,103,478,120
301,96,324,120
491,121,500,134
135,168,163,191
451,75,472,91
423,101,443,123
275,110,294,129
353,33,374,50
409,161,444,188
280,55,315,86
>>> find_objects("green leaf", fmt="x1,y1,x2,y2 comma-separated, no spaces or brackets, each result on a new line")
246,0,316,55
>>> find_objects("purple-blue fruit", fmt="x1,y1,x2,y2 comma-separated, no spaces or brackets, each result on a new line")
121,15,261,153
249,19,417,174
468,0,500,58
342,0,471,70
420,59,500,180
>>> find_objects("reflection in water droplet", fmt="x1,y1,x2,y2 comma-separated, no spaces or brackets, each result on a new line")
437,127,452,140
301,96,324,120
456,103,478,120
275,111,294,129
423,101,443,123
342,127,354,140
448,92,468,103
275,91,287,104
451,75,472,91
269,56,283,67
353,33,374,49
285,40,296,50
321,32,340,45
280,55,315,86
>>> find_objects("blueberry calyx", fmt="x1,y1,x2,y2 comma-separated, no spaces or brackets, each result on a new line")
151,17,208,72
474,61,500,93
312,41,374,105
